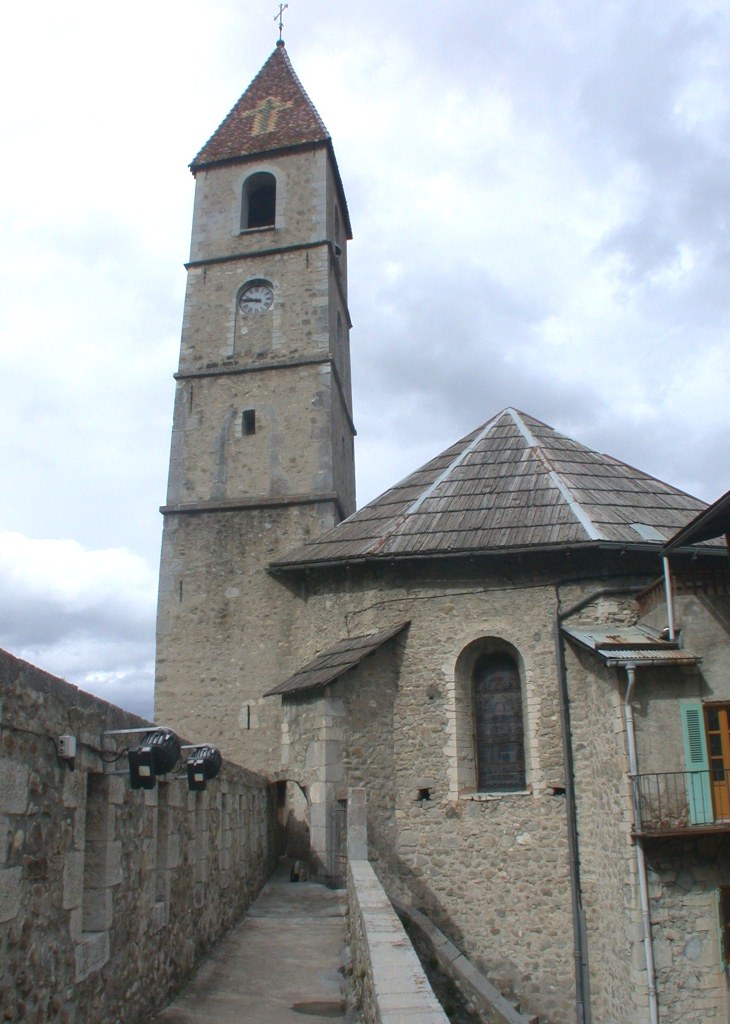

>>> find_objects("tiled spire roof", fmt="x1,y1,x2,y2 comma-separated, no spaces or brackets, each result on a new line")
272,408,711,569
191,43,330,170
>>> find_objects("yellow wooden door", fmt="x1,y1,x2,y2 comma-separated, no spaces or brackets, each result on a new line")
704,706,730,820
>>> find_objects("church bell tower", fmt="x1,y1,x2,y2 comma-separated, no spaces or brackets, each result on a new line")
155,42,355,772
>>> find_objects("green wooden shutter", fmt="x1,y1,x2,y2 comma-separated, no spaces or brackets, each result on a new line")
681,701,713,825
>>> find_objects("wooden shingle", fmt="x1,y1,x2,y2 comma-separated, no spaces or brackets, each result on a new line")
271,408,715,571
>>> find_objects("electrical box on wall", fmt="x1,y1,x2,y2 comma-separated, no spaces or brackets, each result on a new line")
58,734,77,770
58,735,76,758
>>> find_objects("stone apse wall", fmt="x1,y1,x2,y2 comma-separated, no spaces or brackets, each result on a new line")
0,649,277,1024
280,560,588,1024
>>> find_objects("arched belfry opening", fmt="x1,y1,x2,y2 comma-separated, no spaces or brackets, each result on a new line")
242,171,276,229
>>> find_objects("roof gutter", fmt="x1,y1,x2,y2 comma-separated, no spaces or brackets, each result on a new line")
269,540,717,576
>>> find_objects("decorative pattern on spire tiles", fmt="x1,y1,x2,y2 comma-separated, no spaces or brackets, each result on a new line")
272,408,710,569
192,44,329,169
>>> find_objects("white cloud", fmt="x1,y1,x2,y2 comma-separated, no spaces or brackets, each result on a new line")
0,535,156,718
1,0,729,709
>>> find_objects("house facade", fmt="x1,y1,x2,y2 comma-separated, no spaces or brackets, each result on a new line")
155,43,730,1024
563,497,730,1024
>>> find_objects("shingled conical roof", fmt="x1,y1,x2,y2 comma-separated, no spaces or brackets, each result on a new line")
191,43,330,170
272,408,709,570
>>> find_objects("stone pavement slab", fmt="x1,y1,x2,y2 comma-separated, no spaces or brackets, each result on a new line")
152,867,349,1023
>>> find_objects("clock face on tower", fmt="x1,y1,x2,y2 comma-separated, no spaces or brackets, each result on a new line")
238,281,274,315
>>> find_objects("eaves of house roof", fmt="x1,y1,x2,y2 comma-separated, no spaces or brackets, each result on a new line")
272,408,714,572
663,487,730,554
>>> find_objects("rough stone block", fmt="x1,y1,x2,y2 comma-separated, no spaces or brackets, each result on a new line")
309,802,327,832
82,888,113,932
325,761,345,783
69,906,82,941
75,931,110,983
164,782,183,808
306,741,324,769
84,840,123,888
0,865,22,922
62,770,84,809
153,898,168,932
0,815,11,865
107,776,126,805
63,851,84,910
85,796,114,843
0,760,29,814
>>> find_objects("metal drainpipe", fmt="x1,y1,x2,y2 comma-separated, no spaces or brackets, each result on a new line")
555,584,644,1024
554,615,591,1024
623,664,659,1024
662,557,675,642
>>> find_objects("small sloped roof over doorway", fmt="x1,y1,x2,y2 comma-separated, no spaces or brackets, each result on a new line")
264,622,410,697
272,408,710,571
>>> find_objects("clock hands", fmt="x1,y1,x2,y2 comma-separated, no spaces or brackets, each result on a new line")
239,281,274,314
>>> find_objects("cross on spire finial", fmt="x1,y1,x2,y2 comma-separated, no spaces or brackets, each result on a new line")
275,3,288,44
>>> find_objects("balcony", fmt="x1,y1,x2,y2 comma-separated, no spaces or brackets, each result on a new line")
631,771,730,838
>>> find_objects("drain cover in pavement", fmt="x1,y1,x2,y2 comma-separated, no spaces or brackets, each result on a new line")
291,1001,345,1018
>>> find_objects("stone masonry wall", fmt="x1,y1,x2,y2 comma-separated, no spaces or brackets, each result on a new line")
0,648,277,1024
640,593,730,774
644,841,730,1024
565,639,641,1024
280,560,605,1024
636,592,730,1023
280,641,399,880
157,129,355,779
567,589,730,1024
156,501,335,773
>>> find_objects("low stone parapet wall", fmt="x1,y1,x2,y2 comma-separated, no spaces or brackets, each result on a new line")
0,648,278,1023
347,857,450,1024
346,786,449,1023
391,897,538,1024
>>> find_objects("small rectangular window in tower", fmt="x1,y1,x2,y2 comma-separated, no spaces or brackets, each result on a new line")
242,409,256,436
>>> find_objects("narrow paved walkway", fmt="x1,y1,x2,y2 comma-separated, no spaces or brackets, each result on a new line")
153,865,350,1023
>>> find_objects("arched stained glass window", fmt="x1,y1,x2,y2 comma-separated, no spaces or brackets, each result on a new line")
473,652,525,792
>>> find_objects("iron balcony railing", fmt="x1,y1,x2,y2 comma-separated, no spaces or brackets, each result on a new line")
631,770,730,836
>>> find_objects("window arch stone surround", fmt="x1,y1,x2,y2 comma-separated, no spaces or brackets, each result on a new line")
444,632,536,799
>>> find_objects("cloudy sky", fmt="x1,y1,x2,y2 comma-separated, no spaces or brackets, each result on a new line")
1,0,728,719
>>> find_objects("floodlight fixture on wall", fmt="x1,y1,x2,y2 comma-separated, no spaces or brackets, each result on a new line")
184,744,223,791
126,729,181,790
101,727,222,791
127,729,182,789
